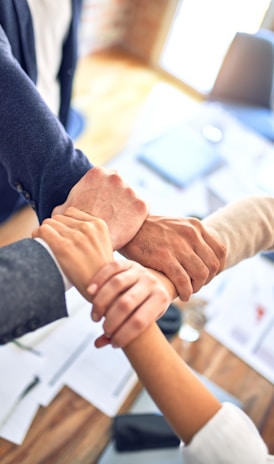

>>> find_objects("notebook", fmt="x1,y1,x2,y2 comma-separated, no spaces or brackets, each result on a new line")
138,125,223,187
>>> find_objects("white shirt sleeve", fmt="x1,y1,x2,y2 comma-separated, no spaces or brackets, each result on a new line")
181,402,273,464
34,237,72,292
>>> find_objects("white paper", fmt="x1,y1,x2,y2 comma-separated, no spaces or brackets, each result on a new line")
205,256,274,384
0,344,43,444
34,290,137,416
0,394,40,445
0,344,43,426
64,343,137,416
0,288,138,444
34,294,102,406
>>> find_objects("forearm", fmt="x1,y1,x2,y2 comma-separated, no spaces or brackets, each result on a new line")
0,28,91,222
124,323,221,444
203,195,274,269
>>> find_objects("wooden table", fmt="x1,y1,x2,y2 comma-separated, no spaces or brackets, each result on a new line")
0,327,273,464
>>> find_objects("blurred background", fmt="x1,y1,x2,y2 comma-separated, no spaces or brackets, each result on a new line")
73,0,274,164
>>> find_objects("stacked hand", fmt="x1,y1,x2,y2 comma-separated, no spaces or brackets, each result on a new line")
88,260,175,348
52,167,149,250
52,166,226,300
33,214,225,348
33,166,226,348
120,215,226,300
33,208,174,348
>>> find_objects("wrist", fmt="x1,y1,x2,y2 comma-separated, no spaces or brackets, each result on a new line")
34,237,72,291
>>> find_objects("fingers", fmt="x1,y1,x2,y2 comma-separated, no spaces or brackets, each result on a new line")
94,295,167,349
35,215,111,253
89,261,140,322
34,219,89,253
33,214,113,300
102,298,163,349
43,212,106,232
32,221,65,248
88,260,133,294
200,226,226,275
141,242,204,300
164,256,208,299
102,280,159,339
88,261,171,348
179,218,226,290
94,334,111,349
120,215,226,302
155,218,226,298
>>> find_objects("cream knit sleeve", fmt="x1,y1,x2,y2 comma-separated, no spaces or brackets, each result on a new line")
202,196,274,270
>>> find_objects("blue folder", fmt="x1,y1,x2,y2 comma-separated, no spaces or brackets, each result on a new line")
138,125,223,187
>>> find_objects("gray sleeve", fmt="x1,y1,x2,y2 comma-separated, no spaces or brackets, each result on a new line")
0,238,68,344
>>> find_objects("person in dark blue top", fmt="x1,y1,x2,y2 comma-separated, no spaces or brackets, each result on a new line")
0,0,86,222
0,0,226,308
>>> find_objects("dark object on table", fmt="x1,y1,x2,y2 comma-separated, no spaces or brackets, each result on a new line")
113,413,180,452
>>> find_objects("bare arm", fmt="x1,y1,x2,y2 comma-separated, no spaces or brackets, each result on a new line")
124,321,221,445
88,260,220,442
86,262,269,463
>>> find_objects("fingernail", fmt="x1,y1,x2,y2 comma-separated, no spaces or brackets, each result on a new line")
92,312,100,322
87,283,98,295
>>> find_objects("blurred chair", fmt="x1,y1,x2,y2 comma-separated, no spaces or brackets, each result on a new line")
208,29,274,141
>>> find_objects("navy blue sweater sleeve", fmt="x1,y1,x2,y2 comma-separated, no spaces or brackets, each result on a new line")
0,239,68,344
0,25,92,222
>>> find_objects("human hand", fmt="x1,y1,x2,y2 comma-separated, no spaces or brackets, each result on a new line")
32,207,113,300
120,215,226,301
52,167,149,250
87,260,175,348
